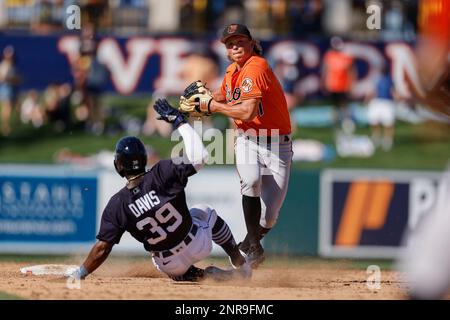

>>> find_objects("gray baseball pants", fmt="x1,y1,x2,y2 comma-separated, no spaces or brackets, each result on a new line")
234,133,293,229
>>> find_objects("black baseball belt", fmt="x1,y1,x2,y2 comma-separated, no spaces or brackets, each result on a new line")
242,134,291,145
152,223,198,259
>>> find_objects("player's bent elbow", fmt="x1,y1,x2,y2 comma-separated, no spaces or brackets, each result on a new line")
242,101,259,121
241,110,258,122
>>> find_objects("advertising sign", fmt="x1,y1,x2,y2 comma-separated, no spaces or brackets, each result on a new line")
319,169,443,258
0,165,98,254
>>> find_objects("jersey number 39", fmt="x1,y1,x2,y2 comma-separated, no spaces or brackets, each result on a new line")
136,202,182,245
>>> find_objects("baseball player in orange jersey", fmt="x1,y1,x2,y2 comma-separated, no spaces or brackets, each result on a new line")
193,24,293,268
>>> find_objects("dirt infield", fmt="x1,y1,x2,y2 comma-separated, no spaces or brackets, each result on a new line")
0,256,417,300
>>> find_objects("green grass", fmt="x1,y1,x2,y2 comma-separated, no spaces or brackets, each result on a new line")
1,95,449,170
0,291,24,300
293,121,450,170
0,254,395,272
0,126,177,164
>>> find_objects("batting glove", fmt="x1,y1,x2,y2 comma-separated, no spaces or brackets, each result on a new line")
153,98,187,129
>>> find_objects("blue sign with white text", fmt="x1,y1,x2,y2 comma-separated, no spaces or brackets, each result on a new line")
0,176,97,242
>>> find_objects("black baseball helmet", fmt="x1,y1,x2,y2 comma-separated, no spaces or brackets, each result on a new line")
113,136,147,177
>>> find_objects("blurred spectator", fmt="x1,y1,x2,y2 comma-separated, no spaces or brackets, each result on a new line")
289,0,323,36
322,0,352,36
119,0,146,6
179,0,195,32
204,0,226,31
20,90,44,128
0,45,20,136
321,36,356,134
84,55,108,133
272,50,304,110
148,0,178,33
0,1,6,28
383,0,404,40
43,82,72,132
244,0,271,36
272,49,305,135
1,0,419,37
36,0,65,31
382,0,416,42
72,24,108,134
221,1,245,28
365,64,397,151
80,0,109,29
270,0,288,35
79,22,97,56
179,0,207,34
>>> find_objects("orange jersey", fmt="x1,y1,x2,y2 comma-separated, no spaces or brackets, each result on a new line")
323,50,354,93
221,55,291,136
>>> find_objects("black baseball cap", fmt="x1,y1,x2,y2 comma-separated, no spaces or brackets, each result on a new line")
220,24,253,43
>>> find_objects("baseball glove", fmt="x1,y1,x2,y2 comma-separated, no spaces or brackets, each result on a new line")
179,80,213,117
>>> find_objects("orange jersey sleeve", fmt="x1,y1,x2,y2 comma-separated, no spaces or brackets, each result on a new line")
222,55,291,135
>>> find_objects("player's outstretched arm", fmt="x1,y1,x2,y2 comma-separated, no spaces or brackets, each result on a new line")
177,122,209,171
153,98,209,171
71,240,113,279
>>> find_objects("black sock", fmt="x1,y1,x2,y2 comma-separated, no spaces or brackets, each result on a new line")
212,215,244,266
260,226,271,239
242,195,262,246
241,225,272,251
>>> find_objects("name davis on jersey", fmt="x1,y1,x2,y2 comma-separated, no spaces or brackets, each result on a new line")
128,190,161,218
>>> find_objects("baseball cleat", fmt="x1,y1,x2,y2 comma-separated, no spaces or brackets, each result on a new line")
246,243,265,269
238,238,251,255
228,251,246,270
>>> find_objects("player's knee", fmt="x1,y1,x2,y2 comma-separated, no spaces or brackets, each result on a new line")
261,217,277,229
240,179,261,197
261,211,279,229
190,204,217,223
